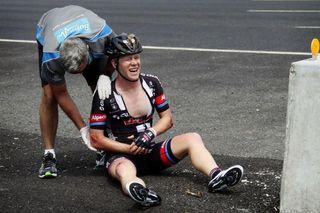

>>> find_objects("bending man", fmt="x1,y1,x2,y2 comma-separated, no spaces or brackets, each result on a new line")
36,5,115,178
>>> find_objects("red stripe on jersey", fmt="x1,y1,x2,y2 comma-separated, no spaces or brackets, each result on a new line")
155,94,166,105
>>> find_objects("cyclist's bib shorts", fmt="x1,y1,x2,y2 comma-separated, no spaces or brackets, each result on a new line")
105,139,180,176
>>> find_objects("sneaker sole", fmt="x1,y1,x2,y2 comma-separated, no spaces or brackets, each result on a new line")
223,166,243,187
208,165,244,192
129,193,161,207
128,186,161,207
38,171,57,179
212,183,228,192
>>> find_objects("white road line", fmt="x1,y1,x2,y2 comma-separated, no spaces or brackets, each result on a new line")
0,38,309,56
0,38,36,43
295,26,320,29
249,9,320,13
252,0,319,2
144,46,309,56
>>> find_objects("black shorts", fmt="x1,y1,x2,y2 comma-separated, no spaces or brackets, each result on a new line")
105,139,180,176
37,41,101,87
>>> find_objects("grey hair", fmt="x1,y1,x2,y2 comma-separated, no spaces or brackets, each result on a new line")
59,38,89,73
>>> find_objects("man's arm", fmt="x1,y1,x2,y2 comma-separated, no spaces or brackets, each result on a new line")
151,108,174,136
89,129,130,153
51,83,86,130
132,108,173,151
89,129,151,154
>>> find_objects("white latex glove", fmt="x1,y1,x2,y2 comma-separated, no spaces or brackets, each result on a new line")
97,75,111,100
80,126,97,151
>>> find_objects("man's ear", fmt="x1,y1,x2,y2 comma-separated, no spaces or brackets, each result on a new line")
111,58,117,69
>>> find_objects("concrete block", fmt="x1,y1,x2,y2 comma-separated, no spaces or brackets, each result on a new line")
280,57,320,213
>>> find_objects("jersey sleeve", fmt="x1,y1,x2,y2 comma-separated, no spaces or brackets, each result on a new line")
153,77,170,113
89,91,108,130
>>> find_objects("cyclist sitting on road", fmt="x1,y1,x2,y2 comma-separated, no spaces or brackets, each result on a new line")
88,33,244,207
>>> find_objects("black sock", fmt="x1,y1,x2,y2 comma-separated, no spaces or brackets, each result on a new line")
209,167,221,179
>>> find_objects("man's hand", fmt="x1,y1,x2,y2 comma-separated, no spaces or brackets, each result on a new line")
97,75,111,100
80,126,97,151
134,128,156,149
129,142,155,155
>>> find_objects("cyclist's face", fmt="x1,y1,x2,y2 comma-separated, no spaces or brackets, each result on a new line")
118,54,141,81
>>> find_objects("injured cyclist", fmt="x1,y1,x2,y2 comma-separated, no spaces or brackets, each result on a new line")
88,33,244,207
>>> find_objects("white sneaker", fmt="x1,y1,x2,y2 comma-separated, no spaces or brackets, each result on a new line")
208,165,243,192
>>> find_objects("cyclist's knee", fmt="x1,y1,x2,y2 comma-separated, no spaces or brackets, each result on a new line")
171,132,204,157
115,160,136,178
184,132,203,146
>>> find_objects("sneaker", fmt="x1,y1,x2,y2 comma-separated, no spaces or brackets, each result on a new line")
38,153,57,178
208,165,243,192
128,183,161,207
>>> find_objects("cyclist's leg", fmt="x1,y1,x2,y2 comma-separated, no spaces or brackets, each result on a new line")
170,133,243,192
108,156,161,206
108,156,145,191
170,132,218,176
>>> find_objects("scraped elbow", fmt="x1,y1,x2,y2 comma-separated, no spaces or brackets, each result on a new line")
90,130,104,149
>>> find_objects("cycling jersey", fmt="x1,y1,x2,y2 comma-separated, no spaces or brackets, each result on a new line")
89,73,169,143
36,5,114,85
90,73,179,175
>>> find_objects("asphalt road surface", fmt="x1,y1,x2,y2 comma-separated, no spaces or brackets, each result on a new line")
0,0,318,212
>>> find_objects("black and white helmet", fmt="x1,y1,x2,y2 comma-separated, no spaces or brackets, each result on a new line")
106,33,143,58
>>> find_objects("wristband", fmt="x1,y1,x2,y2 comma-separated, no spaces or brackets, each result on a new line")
148,127,157,137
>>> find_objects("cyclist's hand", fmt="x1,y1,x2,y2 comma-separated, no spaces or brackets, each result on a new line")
130,142,148,155
134,128,156,149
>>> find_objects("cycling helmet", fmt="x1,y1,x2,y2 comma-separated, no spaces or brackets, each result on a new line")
106,33,143,58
